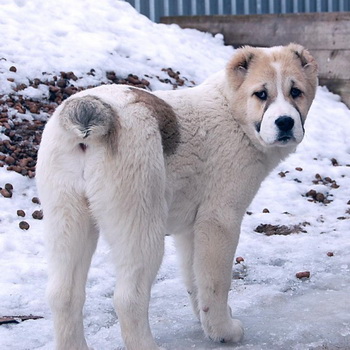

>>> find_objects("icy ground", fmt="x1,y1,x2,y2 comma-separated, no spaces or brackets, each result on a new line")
1,1,350,349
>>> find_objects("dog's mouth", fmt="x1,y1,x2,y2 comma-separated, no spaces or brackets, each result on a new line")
274,133,296,146
254,120,302,148
278,135,292,143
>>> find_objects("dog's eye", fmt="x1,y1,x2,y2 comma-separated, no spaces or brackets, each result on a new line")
254,90,268,101
291,87,302,99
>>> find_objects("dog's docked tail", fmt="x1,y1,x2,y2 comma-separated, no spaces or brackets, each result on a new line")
60,95,119,149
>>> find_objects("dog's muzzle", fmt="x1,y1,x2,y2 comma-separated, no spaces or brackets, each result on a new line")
275,116,295,143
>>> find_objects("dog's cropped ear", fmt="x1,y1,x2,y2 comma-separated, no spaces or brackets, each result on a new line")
288,43,318,78
226,46,256,89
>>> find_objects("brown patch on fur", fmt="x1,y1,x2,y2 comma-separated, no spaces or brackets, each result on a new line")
129,88,180,155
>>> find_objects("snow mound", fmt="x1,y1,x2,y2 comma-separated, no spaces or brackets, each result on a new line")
0,0,233,93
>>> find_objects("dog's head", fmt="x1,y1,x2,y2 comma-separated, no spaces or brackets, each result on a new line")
226,44,318,150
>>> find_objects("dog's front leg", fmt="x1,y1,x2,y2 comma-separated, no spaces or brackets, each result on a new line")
173,230,200,319
193,214,244,344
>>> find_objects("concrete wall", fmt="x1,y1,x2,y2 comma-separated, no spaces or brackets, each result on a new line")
161,12,350,107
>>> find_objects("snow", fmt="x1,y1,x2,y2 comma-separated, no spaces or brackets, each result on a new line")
1,1,350,349
0,0,232,94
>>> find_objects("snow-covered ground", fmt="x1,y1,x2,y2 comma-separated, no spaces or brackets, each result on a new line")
1,1,350,349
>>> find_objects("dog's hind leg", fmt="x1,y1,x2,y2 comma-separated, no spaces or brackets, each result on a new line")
43,193,98,350
36,120,98,349
89,131,167,350
97,193,166,350
113,229,164,350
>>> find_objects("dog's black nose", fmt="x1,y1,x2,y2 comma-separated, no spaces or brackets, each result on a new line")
275,116,294,132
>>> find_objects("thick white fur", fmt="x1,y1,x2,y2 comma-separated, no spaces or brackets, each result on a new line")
36,44,317,350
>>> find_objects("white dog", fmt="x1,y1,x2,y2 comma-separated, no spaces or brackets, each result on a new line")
36,44,318,350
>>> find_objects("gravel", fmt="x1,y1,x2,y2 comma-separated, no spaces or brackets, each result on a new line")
0,68,191,179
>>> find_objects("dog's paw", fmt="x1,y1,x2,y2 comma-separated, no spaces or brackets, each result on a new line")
205,318,244,344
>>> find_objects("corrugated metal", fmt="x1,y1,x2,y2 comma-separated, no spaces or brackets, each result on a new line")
124,0,350,22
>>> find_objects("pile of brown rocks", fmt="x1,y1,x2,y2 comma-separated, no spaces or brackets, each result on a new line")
0,67,192,178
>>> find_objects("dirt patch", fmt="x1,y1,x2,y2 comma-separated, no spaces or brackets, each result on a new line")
255,222,309,236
